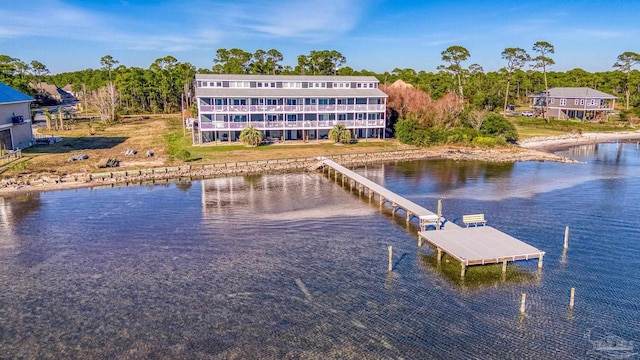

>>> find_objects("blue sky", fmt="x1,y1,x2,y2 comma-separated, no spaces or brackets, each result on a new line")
1,0,637,74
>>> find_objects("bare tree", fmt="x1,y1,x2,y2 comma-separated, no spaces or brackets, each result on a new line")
91,84,120,124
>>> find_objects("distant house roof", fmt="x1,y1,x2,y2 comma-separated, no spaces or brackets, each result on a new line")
0,82,34,104
530,87,617,99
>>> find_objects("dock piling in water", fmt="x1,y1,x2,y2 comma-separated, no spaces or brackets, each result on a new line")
569,288,575,308
520,294,526,314
563,226,569,249
388,245,393,272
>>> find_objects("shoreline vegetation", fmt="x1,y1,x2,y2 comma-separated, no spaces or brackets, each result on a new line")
3,129,640,196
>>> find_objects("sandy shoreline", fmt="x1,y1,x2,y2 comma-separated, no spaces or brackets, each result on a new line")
518,130,640,151
3,131,638,196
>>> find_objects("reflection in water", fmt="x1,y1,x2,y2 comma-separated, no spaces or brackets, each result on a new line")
0,193,42,249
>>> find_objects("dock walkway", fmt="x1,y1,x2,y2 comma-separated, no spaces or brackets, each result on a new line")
317,157,545,278
319,157,451,230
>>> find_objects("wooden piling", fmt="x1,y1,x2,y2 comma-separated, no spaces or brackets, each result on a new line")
537,254,543,268
563,226,569,249
569,288,575,308
460,262,466,278
388,245,393,272
520,293,526,314
502,260,507,274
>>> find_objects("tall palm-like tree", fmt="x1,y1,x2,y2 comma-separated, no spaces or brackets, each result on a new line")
239,126,263,146
328,124,352,143
532,41,555,122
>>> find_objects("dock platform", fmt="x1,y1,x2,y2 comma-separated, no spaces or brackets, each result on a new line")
418,226,545,277
317,157,545,278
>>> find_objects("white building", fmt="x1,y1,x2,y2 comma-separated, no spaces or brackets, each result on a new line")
194,74,388,143
0,82,34,150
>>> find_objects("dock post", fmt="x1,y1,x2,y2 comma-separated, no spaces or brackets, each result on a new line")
368,189,373,201
520,294,526,314
460,262,466,278
569,288,575,308
537,254,544,269
392,202,398,215
342,175,345,186
388,245,393,272
563,226,569,249
437,248,443,263
406,211,411,223
502,260,507,274
380,196,385,206
418,234,422,247
436,199,443,230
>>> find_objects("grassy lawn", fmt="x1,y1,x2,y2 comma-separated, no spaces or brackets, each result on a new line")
511,115,633,139
1,115,417,178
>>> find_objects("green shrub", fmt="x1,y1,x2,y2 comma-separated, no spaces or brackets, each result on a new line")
472,136,499,147
395,117,422,145
480,113,518,142
174,149,191,161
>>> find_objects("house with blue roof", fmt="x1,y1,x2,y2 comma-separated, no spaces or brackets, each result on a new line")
0,82,34,151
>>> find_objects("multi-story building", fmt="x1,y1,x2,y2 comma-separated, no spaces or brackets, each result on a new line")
529,87,617,120
0,82,34,150
194,74,387,144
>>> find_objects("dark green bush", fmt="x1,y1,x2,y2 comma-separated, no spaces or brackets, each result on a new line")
480,113,518,143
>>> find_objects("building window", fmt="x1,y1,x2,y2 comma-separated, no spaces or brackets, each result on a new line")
309,82,326,88
550,98,555,104
283,82,302,88
574,99,579,105
333,82,351,88
580,99,585,105
590,99,596,106
229,81,250,88
257,82,276,88
560,99,566,106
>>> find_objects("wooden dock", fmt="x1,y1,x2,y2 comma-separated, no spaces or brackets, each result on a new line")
317,157,545,278
318,157,449,230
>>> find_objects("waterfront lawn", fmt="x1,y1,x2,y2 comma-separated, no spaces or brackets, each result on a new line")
2,116,416,178
512,116,632,139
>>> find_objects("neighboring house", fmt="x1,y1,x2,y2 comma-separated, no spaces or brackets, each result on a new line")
194,74,388,143
31,82,77,104
529,87,617,121
0,82,34,151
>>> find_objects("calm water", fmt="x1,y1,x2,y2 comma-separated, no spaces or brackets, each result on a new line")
1,142,640,359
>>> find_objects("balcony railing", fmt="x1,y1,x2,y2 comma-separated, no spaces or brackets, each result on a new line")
199,120,385,131
199,104,386,113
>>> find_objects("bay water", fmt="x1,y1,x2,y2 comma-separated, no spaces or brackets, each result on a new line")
1,142,639,358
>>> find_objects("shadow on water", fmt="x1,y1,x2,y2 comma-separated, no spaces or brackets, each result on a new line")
417,251,538,289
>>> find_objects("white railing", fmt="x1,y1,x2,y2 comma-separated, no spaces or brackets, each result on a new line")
200,104,386,113
0,149,22,166
199,120,385,131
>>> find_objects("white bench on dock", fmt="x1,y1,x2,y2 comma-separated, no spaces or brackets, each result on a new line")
462,214,486,227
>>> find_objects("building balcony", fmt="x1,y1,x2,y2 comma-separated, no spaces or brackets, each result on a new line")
198,119,385,131
199,104,386,113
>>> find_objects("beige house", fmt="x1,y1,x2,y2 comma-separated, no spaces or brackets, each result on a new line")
0,82,34,150
31,82,77,104
529,87,617,120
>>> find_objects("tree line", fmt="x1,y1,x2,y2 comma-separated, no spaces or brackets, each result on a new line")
0,45,638,119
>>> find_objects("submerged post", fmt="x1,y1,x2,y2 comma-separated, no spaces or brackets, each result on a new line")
569,288,575,308
520,293,526,314
563,226,569,249
388,245,393,272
